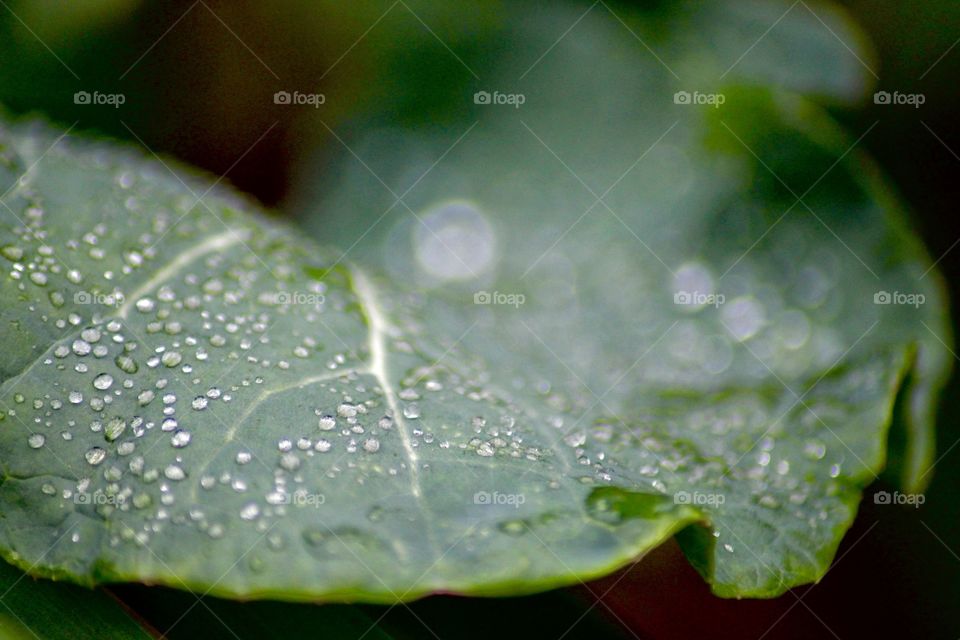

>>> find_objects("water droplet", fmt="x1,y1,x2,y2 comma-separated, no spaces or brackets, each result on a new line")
93,373,114,390
758,495,780,509
28,433,45,449
403,404,420,419
239,502,260,520
85,447,107,465
314,439,332,453
1,245,24,261
337,403,357,418
72,339,92,356
564,432,586,448
171,430,192,448
803,440,827,460
104,417,126,441
362,438,381,453
191,396,208,410
280,453,301,471
115,354,138,374
497,520,526,536
161,351,182,367
164,464,186,480
318,415,336,430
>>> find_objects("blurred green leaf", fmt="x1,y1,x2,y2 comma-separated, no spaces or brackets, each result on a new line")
0,0,950,608
0,561,151,639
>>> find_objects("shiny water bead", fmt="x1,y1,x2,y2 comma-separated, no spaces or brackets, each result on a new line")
115,354,138,374
93,373,114,390
104,417,126,441
1,245,23,261
72,339,92,356
85,447,107,465
161,351,182,367
171,430,192,448
164,465,185,480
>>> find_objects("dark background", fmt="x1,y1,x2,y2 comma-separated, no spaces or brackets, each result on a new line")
1,1,958,637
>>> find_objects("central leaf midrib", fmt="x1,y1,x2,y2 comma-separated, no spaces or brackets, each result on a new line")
351,269,447,571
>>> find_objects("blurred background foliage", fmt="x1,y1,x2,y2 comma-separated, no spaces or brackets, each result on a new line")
1,1,959,637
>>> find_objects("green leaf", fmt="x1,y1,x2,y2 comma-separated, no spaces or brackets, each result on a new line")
0,0,950,605
0,116,693,601
292,0,952,596
0,560,151,639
